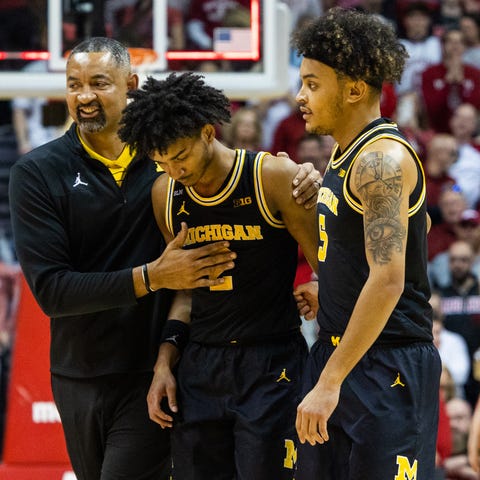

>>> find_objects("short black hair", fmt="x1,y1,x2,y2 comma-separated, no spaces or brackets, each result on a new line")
118,72,231,158
68,37,131,71
291,7,408,89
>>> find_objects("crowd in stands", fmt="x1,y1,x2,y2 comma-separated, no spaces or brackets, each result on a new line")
3,0,480,477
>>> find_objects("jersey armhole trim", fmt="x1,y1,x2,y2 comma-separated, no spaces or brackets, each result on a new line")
165,177,175,236
253,152,286,228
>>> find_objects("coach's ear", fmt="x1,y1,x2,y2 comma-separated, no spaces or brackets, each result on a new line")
128,73,139,91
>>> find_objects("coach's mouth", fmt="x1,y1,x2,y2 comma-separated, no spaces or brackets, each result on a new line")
78,104,102,119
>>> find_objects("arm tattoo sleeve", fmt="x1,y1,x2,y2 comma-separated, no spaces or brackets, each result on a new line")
355,151,406,265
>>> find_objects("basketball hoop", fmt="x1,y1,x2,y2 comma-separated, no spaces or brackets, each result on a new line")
128,48,158,68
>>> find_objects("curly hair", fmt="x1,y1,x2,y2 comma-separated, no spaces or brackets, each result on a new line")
118,72,231,157
291,7,408,89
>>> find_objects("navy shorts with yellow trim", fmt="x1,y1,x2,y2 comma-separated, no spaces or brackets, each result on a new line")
171,333,308,480
296,341,441,480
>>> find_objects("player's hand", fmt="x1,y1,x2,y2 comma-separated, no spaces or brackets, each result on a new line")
150,222,236,290
296,382,339,446
294,281,319,320
147,364,178,428
293,162,322,210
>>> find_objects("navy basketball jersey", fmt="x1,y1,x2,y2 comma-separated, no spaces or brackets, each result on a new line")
165,149,299,344
316,118,433,345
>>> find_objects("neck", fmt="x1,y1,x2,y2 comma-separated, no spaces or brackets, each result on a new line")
335,108,381,152
78,127,125,160
193,140,237,197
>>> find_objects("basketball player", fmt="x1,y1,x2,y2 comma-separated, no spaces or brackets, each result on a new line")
118,72,319,480
8,38,320,480
291,8,442,480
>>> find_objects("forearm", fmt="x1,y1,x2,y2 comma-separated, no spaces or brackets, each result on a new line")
154,342,181,370
155,290,191,368
25,267,136,317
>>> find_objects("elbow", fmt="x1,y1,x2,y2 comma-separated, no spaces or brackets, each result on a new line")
371,271,404,303
28,275,68,318
383,277,405,302
32,288,59,318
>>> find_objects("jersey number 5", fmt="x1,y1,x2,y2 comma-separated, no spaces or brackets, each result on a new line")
318,213,328,262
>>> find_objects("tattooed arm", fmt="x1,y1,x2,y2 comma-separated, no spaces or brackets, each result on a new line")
296,139,418,446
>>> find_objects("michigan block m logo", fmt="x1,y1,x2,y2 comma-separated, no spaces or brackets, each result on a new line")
283,439,297,469
394,455,417,480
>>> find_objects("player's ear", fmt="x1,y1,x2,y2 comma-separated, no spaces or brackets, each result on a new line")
201,124,216,144
346,79,368,104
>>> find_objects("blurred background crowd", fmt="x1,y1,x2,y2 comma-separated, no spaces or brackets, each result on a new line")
2,0,480,478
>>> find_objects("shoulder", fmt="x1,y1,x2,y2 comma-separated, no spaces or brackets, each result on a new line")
351,137,418,197
152,171,170,195
356,137,416,169
425,36,441,49
259,153,310,216
151,173,171,226
13,136,67,174
151,173,172,211
465,64,480,74
260,153,299,181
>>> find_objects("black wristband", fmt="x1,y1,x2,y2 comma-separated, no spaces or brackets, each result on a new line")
161,320,190,352
142,263,155,293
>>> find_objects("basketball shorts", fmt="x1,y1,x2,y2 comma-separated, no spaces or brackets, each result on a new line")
295,341,442,480
171,332,308,480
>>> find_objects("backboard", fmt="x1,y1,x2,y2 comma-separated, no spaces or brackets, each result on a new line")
0,0,291,100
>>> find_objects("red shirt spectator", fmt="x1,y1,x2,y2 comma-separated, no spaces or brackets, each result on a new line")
424,133,458,222
427,173,456,210
428,185,467,260
421,28,480,132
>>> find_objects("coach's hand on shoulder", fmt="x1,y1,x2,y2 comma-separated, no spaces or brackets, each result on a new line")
276,153,322,210
275,153,321,209
293,162,322,210
150,222,236,290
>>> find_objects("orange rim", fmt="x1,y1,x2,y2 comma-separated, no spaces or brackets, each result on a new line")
128,48,158,66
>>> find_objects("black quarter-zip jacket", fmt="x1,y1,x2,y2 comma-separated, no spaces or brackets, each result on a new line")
9,123,172,377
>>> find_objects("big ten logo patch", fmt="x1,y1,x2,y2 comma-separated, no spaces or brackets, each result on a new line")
233,196,252,208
